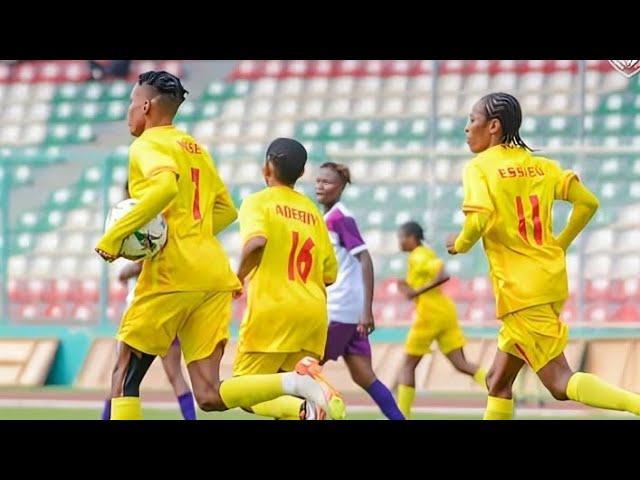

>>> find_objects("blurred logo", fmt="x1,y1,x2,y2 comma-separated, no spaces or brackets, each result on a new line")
609,60,640,78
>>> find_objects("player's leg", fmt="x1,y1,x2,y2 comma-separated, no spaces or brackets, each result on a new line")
182,292,344,418
536,352,640,415
233,351,305,420
396,354,422,419
445,348,487,388
344,354,404,420
110,341,155,420
483,349,525,420
438,310,487,388
161,339,196,420
109,291,183,420
397,316,434,419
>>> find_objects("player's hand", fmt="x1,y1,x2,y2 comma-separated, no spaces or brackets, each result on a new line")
357,311,375,336
446,233,458,255
232,288,244,300
396,280,414,300
95,247,118,263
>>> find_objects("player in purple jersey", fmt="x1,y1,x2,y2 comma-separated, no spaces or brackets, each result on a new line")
316,162,404,420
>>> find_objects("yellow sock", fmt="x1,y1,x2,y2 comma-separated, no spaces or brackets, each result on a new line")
219,374,285,410
397,385,415,419
567,372,640,415
483,396,513,420
473,368,487,389
111,397,141,420
250,396,304,420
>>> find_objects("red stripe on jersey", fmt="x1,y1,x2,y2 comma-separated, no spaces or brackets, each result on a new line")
529,194,543,245
515,343,532,366
515,196,528,243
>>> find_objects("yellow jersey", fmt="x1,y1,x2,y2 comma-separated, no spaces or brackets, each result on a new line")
237,186,338,355
406,245,449,315
128,125,240,294
461,145,577,318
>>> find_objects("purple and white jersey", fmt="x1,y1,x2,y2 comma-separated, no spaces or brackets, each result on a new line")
324,202,367,324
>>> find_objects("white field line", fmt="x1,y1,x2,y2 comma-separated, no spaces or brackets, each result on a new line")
0,397,631,417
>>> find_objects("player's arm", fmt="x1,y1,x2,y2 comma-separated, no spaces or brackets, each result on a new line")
355,249,375,335
555,178,599,251
236,194,267,286
447,210,492,254
447,162,494,255
237,236,266,284
212,187,237,235
398,262,449,300
95,170,178,262
118,261,142,284
322,228,338,287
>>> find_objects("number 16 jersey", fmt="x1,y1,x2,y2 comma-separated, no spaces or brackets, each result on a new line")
237,185,338,355
461,145,577,318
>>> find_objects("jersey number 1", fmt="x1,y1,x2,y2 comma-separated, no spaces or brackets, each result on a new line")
288,231,315,283
191,167,201,220
515,195,542,245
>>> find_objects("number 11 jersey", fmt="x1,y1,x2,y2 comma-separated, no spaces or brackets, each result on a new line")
461,145,578,318
237,185,338,355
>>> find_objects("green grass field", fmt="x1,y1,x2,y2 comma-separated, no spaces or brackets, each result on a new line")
0,407,633,420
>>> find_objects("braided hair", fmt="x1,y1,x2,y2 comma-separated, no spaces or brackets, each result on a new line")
320,161,352,187
479,92,532,151
138,70,188,112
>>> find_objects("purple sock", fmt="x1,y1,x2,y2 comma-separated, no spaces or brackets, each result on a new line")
101,399,111,421
366,379,405,420
177,391,196,420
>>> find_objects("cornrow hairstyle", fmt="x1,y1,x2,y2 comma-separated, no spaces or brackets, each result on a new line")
138,70,188,106
400,221,424,241
320,161,352,186
480,92,532,151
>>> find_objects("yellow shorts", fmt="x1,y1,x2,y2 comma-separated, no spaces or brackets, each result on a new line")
498,301,568,372
233,350,318,376
118,290,232,365
405,308,466,357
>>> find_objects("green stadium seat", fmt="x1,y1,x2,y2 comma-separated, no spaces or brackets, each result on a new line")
106,81,130,101
199,102,221,119
53,84,82,103
83,82,105,101
105,101,127,121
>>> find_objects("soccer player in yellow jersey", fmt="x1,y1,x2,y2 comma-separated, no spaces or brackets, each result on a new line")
234,137,345,420
448,92,640,419
95,71,342,420
395,221,486,419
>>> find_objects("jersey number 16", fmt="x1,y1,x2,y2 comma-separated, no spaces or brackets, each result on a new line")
288,231,315,283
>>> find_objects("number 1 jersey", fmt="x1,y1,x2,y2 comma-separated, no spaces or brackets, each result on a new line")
461,145,577,318
237,186,338,355
128,125,241,294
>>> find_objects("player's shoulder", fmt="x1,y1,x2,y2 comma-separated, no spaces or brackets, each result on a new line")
242,187,270,206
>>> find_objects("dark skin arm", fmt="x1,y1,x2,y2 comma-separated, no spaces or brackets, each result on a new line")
235,236,267,298
397,265,450,300
118,262,142,284
354,249,375,335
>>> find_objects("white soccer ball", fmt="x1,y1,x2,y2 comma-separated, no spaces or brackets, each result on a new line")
105,199,167,261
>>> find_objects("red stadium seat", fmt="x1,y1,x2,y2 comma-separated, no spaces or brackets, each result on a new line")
108,279,127,303
463,302,495,324
584,302,610,323
71,303,95,322
440,60,466,74
0,62,11,83
229,60,265,80
610,278,640,302
263,60,287,78
43,303,67,320
336,60,365,77
308,60,337,77
560,299,577,323
375,278,403,301
8,279,27,303
79,279,99,303
469,276,493,301
384,60,419,76
613,303,640,323
286,60,310,77
585,278,610,301
440,276,462,299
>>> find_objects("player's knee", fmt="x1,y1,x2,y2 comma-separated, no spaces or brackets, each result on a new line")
352,371,376,390
487,375,512,399
194,386,225,412
546,382,569,401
